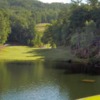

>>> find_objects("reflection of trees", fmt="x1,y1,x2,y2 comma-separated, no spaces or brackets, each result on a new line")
0,61,46,94
0,61,11,93
0,61,100,100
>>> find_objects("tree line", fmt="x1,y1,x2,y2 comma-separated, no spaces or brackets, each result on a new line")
0,0,69,23
43,0,100,58
0,0,69,45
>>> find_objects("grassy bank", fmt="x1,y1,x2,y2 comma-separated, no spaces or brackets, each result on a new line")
36,23,50,33
0,46,78,62
0,23,79,62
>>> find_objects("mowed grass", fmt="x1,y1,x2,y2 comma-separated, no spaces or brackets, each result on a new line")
78,95,100,100
0,46,76,62
0,46,42,61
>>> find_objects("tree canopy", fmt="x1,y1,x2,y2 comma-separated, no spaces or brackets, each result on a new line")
42,0,100,58
0,0,69,45
0,9,11,44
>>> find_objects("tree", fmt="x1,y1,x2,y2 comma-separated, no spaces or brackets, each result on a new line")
87,0,99,6
8,10,36,45
0,10,11,44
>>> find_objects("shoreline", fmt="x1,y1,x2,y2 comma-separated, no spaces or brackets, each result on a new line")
0,45,100,75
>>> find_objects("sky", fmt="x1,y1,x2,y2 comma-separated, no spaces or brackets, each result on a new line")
39,0,86,3
39,0,71,3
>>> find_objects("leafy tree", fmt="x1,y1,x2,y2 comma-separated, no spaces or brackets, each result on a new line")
42,0,100,58
8,10,36,45
0,0,68,23
0,10,11,44
87,0,99,6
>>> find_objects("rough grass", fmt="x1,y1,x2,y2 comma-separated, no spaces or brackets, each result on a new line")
36,23,50,33
0,46,77,62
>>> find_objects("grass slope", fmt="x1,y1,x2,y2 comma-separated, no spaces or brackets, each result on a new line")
34,23,50,47
36,23,50,33
0,46,76,62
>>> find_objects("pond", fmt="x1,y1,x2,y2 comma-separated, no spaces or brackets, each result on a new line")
0,61,100,100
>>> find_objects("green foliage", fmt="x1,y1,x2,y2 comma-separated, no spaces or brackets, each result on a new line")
0,0,68,23
0,10,11,44
7,10,36,45
42,8,71,46
0,0,69,46
0,0,100,59
87,0,99,7
71,7,89,26
70,20,96,48
42,1,100,58
34,23,49,47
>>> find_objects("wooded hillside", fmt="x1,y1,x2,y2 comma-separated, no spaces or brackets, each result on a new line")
0,0,69,45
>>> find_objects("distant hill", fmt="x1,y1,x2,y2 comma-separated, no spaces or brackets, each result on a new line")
0,0,70,23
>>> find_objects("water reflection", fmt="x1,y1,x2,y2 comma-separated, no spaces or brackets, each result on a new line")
0,61,100,100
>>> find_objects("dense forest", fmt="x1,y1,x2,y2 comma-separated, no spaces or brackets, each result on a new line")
0,0,68,45
0,0,69,23
43,0,100,59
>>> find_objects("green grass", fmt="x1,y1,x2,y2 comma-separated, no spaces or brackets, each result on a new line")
36,23,50,33
78,95,100,100
0,46,77,62
0,46,41,61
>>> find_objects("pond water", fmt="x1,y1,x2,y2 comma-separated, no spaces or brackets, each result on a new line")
0,61,100,100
